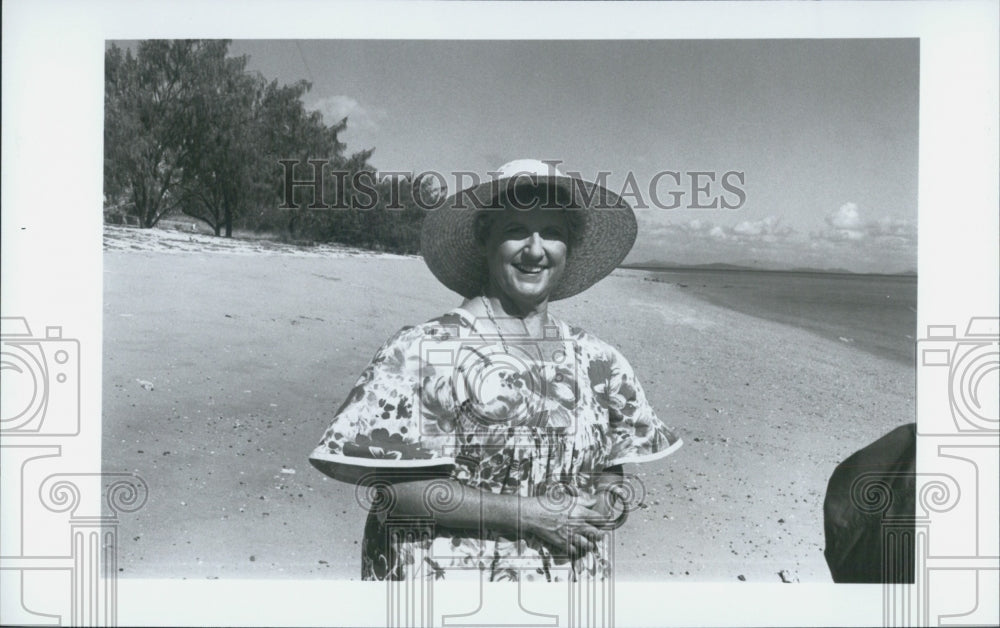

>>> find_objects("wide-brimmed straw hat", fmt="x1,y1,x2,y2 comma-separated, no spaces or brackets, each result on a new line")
420,159,637,301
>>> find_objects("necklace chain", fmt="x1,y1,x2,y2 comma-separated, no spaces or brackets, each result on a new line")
480,296,511,353
479,297,558,351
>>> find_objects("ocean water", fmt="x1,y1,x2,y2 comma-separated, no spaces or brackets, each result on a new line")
641,269,918,365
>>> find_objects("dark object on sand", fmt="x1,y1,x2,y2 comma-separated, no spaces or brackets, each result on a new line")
823,423,916,583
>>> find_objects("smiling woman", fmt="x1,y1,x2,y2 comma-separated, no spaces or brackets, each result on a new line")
309,159,683,581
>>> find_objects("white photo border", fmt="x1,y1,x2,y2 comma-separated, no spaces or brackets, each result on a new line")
2,1,997,626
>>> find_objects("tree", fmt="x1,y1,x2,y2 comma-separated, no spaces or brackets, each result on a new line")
105,41,195,227
173,46,264,236
104,45,179,227
166,47,366,238
254,80,361,241
105,38,431,253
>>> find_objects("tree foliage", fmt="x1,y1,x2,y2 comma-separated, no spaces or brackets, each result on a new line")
104,41,194,227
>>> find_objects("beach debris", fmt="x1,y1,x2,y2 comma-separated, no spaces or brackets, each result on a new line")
838,336,855,344
737,574,746,581
249,555,256,562
778,569,797,583
136,379,155,391
280,467,296,475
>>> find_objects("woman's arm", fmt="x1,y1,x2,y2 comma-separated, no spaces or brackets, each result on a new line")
379,473,613,557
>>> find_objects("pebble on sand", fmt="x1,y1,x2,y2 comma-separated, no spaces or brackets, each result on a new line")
778,569,796,583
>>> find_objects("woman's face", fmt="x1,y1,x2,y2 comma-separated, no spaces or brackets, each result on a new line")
483,208,569,308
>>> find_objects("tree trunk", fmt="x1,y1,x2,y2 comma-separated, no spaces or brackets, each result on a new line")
133,181,151,228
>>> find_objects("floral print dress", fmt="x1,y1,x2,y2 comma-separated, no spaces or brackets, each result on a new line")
309,308,681,581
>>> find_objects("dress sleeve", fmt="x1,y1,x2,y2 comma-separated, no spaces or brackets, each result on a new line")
308,324,460,477
597,347,682,467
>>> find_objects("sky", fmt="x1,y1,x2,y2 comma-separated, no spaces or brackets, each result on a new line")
222,39,919,273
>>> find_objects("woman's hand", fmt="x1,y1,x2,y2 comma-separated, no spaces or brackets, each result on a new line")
590,465,630,530
521,491,613,558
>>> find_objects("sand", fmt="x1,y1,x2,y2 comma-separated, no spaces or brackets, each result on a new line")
102,226,915,582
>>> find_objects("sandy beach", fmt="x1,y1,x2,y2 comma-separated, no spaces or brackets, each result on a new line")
102,226,915,583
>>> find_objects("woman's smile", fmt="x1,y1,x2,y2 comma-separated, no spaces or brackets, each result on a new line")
512,257,551,278
513,263,545,274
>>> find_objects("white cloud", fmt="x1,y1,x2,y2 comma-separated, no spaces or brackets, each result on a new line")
732,215,792,238
817,202,916,245
309,95,385,134
688,218,707,232
826,202,862,230
639,214,796,245
820,227,867,242
867,216,916,240
708,225,727,240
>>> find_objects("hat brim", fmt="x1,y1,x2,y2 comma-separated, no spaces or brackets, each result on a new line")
420,175,637,301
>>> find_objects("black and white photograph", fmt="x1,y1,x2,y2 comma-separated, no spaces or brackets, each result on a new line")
2,2,998,627
100,37,920,584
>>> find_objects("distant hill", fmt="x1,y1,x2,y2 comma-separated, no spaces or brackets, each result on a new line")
621,260,917,277
788,266,857,275
623,261,760,272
